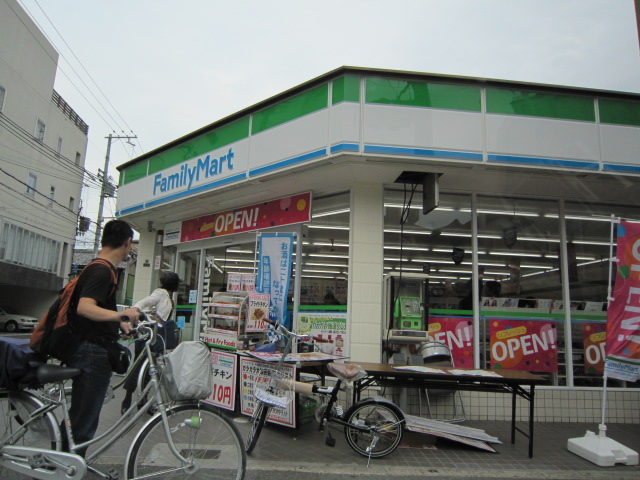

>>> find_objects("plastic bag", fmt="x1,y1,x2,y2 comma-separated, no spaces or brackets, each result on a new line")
162,341,213,401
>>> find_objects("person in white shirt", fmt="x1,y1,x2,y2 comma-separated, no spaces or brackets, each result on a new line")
121,271,180,414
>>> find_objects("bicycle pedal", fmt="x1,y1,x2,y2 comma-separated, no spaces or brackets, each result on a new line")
107,468,120,480
325,433,336,447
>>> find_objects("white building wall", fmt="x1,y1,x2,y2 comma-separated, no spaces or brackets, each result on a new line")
0,0,88,313
348,183,384,362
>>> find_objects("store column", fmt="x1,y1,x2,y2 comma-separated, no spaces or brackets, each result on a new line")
348,183,384,362
131,230,158,303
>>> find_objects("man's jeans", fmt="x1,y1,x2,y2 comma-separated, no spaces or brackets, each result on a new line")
65,342,112,458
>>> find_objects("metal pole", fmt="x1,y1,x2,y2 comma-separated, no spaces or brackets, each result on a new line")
93,134,112,255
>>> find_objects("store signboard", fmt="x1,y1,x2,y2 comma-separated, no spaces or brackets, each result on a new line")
605,220,640,382
163,192,311,245
582,323,607,374
297,313,348,357
489,319,558,372
426,316,474,368
203,350,237,411
239,357,296,427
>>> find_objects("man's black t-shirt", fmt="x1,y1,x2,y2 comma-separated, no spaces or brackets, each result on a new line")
73,260,119,343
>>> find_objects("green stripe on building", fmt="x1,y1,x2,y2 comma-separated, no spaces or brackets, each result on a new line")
486,88,595,122
120,160,149,186
599,98,640,127
251,84,329,135
366,77,481,111
148,117,250,176
332,75,360,104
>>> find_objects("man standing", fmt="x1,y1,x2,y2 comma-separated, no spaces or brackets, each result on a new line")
66,219,140,457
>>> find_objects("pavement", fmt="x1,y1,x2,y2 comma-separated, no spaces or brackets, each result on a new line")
89,378,640,480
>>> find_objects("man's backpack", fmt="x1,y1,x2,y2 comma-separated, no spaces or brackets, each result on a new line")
29,258,117,363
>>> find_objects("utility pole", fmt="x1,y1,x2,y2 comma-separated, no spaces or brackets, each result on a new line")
93,134,137,255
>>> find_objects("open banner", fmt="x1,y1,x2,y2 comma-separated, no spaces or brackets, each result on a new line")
489,319,558,372
582,323,606,375
426,316,474,368
605,220,640,382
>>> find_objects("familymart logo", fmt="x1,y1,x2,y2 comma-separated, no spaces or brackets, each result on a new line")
153,147,235,196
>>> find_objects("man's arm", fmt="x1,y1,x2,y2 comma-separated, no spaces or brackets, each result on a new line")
77,297,140,334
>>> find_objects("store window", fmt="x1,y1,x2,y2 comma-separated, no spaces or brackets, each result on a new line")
383,189,472,311
303,192,350,307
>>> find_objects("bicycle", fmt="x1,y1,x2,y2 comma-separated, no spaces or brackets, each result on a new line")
244,319,405,461
0,315,246,480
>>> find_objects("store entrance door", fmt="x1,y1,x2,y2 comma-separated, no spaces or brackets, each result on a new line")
175,250,200,342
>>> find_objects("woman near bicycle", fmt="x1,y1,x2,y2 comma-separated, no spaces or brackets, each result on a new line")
121,271,180,414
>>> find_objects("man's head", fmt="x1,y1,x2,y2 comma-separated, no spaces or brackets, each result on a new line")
101,220,134,253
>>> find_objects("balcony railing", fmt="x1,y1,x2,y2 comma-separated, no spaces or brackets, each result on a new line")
52,90,89,135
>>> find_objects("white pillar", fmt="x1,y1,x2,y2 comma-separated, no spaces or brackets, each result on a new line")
131,230,160,303
348,183,384,362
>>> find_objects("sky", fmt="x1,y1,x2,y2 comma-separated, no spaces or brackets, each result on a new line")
14,0,640,247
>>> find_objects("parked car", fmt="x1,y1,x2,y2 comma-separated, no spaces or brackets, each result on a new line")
0,306,39,332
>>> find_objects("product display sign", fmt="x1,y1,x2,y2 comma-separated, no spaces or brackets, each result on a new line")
246,293,270,332
203,350,237,411
426,316,474,368
163,192,311,245
605,220,640,382
297,313,348,357
582,323,607,374
239,357,296,427
489,319,558,372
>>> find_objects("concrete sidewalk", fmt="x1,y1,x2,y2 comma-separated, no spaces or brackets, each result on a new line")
90,383,640,480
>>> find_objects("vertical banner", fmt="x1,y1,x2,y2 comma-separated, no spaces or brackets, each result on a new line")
426,316,474,368
489,319,558,372
239,357,296,427
256,233,294,325
203,350,237,411
605,220,640,382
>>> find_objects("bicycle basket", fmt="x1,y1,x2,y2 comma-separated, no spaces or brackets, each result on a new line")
253,364,295,409
162,341,213,401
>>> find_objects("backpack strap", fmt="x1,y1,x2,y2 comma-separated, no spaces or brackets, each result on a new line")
89,258,119,296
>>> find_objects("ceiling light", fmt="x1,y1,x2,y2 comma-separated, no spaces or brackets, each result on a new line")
312,208,350,218
308,253,349,259
543,214,613,222
303,269,342,274
308,225,350,231
489,252,542,257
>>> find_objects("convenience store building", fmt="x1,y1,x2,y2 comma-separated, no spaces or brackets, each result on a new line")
116,67,640,422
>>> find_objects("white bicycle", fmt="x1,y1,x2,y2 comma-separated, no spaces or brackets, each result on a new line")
0,316,246,480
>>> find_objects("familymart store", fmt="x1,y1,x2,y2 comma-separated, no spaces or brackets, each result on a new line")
116,66,640,423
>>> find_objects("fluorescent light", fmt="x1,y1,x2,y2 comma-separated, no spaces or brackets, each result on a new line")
385,246,431,251
572,240,611,246
308,225,350,231
477,209,539,217
544,214,613,222
312,208,350,218
303,269,342,274
307,253,349,259
519,237,560,243
226,249,254,254
489,252,542,257
305,262,348,267
313,241,349,247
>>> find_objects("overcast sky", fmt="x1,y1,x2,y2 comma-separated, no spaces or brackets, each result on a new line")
15,0,640,245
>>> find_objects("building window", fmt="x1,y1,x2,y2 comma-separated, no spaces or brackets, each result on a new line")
0,85,5,112
49,186,55,206
56,136,63,155
75,152,81,165
35,119,46,142
26,173,37,196
0,221,60,273
69,197,75,211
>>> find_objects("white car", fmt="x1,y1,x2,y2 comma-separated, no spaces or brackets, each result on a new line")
0,306,39,333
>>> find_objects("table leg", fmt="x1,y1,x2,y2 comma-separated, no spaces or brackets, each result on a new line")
528,385,535,458
511,389,517,444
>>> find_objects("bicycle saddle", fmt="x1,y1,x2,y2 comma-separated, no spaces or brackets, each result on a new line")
37,364,82,384
327,362,367,381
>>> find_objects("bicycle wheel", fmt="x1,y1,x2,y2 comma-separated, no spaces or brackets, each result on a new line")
344,400,403,458
125,403,245,480
1,391,61,451
244,400,269,454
